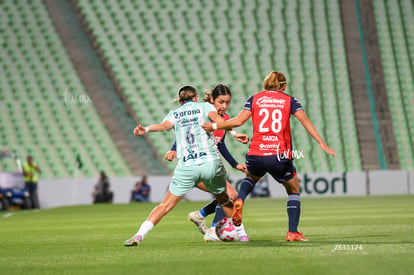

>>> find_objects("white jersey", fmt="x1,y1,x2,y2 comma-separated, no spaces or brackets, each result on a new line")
164,101,221,167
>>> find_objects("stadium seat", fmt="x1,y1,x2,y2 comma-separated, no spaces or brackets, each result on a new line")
66,0,370,173
0,1,133,178
373,0,414,170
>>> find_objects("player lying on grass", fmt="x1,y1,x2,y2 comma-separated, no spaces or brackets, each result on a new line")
202,71,336,242
165,84,249,242
124,85,249,246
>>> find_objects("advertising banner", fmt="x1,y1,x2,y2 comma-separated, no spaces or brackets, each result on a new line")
368,170,409,195
37,171,412,208
232,171,367,198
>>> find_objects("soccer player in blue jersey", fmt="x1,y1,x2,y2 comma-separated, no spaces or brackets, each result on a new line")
165,84,248,241
124,85,248,246
203,71,336,241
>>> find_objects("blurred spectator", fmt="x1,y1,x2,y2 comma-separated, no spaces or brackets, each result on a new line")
131,175,151,202
22,155,41,208
251,175,270,198
92,171,113,203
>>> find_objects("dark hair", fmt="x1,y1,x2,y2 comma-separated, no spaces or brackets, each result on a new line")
177,85,197,102
100,171,107,180
204,84,232,102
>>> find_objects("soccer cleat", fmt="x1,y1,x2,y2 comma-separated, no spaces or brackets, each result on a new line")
124,235,143,246
188,211,208,235
204,227,221,242
286,231,309,242
235,224,249,242
239,236,249,242
232,198,243,226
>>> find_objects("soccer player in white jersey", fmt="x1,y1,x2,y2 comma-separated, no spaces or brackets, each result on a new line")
124,85,248,246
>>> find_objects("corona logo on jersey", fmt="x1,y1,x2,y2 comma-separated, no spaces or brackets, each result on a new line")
174,108,201,118
299,173,347,195
174,108,201,127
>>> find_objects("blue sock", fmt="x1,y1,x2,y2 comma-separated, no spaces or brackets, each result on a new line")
238,177,255,201
199,200,218,217
287,193,301,232
211,205,225,227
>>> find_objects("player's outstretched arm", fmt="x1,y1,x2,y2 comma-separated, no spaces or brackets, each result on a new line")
205,111,249,143
203,110,226,132
294,110,336,156
202,109,251,132
133,121,173,136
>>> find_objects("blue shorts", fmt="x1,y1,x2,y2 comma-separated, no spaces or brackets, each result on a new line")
169,160,227,196
245,155,296,183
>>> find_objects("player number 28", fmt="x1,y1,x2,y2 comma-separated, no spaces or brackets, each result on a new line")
258,109,282,133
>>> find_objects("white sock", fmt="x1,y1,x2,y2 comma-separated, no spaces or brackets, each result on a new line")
136,220,154,240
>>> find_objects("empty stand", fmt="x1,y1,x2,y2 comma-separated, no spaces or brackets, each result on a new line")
373,0,414,170
73,0,361,173
0,1,131,178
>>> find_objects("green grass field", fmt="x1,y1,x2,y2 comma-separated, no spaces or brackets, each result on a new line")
1,195,413,275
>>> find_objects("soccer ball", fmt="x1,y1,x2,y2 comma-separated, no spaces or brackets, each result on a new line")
215,217,239,241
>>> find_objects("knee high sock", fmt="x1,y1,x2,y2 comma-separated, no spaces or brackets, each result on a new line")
211,205,225,227
287,193,301,232
238,177,255,201
199,200,218,217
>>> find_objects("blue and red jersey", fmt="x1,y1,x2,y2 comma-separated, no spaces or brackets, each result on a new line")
243,90,303,158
